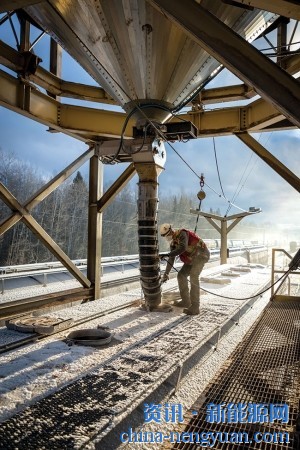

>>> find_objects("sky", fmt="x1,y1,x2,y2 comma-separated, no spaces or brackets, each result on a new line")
0,11,299,242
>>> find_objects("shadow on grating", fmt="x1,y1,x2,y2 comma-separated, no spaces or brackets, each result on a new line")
172,301,300,450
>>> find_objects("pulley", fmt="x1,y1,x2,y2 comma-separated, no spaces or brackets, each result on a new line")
197,190,206,201
195,173,206,233
197,173,206,201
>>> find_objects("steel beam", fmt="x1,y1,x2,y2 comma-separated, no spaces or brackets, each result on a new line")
193,51,300,105
0,69,133,140
149,0,300,128
0,0,43,13
277,19,288,69
0,40,24,72
0,45,115,104
182,99,287,136
97,163,136,213
221,0,300,21
236,132,300,192
190,209,260,264
197,84,255,105
245,98,285,131
0,40,116,104
30,70,117,104
227,217,243,234
3,39,300,107
0,66,295,140
0,147,94,235
48,38,62,100
0,183,91,288
184,107,243,136
0,63,298,140
87,154,103,299
19,16,30,53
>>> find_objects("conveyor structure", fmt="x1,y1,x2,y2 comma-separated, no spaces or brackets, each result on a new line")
0,264,282,449
0,1,300,310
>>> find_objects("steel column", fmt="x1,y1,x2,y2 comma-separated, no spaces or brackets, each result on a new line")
87,153,103,300
236,132,300,193
18,16,31,112
149,0,300,128
48,38,62,100
220,220,227,265
277,19,288,69
19,16,30,52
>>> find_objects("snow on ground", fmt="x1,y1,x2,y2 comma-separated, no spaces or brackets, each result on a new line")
0,263,271,430
118,291,271,450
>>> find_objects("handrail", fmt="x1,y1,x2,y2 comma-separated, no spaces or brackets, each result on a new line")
0,245,266,294
271,248,300,297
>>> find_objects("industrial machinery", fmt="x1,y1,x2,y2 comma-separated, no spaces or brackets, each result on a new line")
0,0,299,309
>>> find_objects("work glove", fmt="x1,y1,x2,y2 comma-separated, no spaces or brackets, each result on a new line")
161,273,169,283
159,253,170,261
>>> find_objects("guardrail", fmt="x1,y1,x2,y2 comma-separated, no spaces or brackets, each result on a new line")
0,245,266,294
0,258,141,294
271,248,300,299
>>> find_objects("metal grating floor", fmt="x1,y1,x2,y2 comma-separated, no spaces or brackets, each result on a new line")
172,301,300,450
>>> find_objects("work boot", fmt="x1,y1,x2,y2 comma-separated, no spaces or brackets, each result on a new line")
149,304,173,313
183,304,200,315
140,303,173,313
173,300,191,308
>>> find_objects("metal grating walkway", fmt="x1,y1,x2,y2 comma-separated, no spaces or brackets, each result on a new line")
172,301,300,450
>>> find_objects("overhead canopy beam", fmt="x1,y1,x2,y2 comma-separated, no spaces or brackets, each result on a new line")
0,69,133,140
149,0,300,128
196,84,255,105
236,132,300,192
0,40,117,104
1,39,300,139
2,40,300,108
0,66,296,139
0,0,44,13
194,52,300,105
222,0,300,21
31,69,117,104
181,100,289,136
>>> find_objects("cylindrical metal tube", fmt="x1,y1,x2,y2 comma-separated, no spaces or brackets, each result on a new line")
137,177,161,307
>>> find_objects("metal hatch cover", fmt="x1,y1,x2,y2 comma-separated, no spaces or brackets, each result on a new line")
6,315,73,335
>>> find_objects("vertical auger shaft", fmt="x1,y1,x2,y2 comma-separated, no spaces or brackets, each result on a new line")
137,178,161,307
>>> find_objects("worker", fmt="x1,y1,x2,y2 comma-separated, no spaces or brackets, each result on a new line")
160,223,210,315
